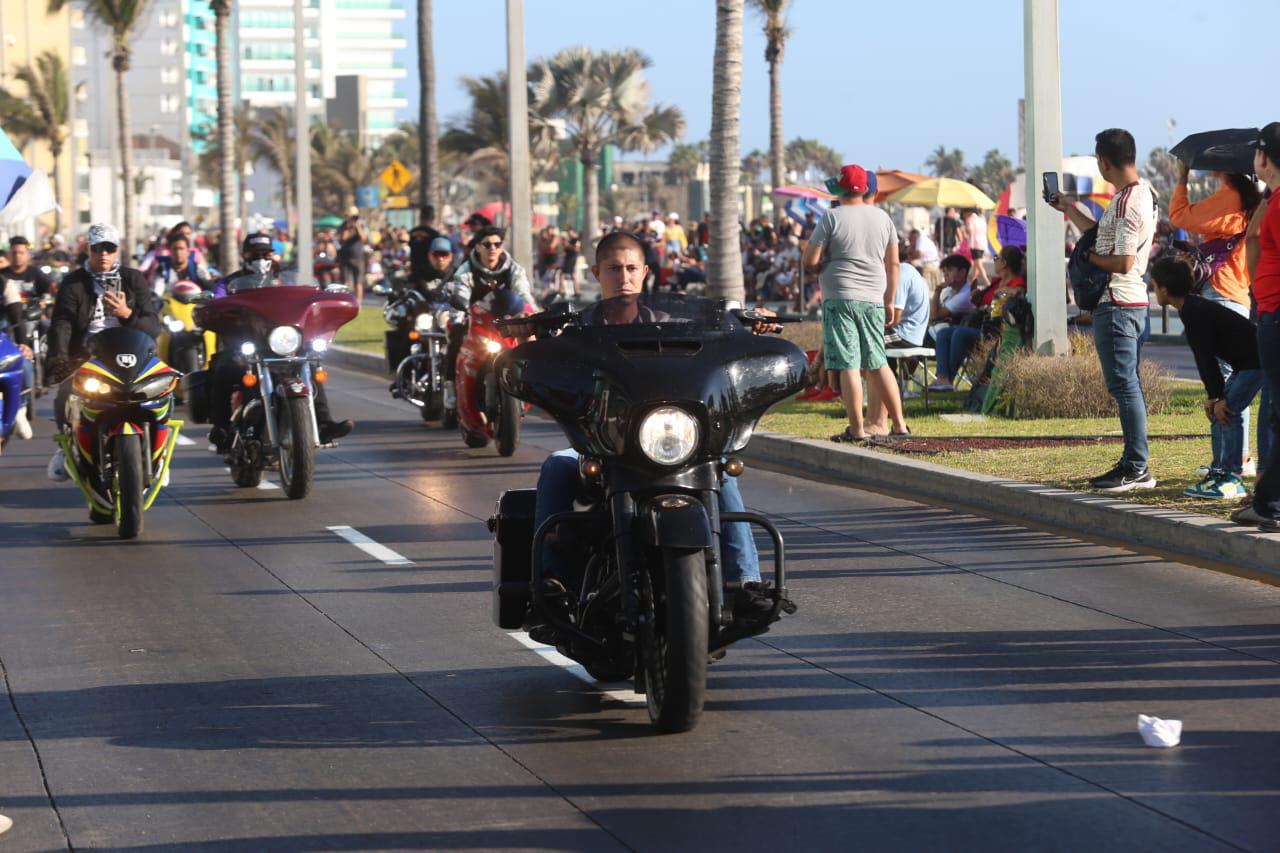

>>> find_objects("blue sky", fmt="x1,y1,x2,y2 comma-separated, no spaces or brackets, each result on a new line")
393,0,1270,174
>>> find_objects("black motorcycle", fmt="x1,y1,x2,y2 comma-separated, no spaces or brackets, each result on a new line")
489,294,805,732
383,286,450,423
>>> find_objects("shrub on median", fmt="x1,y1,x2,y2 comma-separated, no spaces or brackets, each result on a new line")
992,331,1173,419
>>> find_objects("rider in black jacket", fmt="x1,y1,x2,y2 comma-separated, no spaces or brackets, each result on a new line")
46,223,162,479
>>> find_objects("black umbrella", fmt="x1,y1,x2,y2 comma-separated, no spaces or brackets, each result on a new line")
1171,128,1259,174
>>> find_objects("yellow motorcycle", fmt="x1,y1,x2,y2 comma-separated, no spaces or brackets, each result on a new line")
156,280,216,405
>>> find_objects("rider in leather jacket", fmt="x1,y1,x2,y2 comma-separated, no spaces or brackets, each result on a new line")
441,226,533,409
205,233,353,452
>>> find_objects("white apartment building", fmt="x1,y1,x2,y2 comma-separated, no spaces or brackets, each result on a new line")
237,0,408,142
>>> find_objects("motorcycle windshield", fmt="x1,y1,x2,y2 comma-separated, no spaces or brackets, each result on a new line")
86,326,161,383
195,286,359,343
499,295,806,458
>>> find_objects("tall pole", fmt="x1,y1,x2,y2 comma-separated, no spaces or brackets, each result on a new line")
1024,0,1066,354
505,0,532,273
293,0,313,285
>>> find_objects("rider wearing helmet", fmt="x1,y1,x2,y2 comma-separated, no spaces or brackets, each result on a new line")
441,226,533,410
205,233,353,452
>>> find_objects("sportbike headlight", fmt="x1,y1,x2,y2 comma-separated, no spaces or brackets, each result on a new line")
165,317,186,333
136,374,176,398
74,374,113,396
414,313,433,333
484,339,503,354
268,325,302,355
637,406,700,466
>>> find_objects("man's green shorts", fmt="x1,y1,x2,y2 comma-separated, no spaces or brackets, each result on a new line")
822,299,887,371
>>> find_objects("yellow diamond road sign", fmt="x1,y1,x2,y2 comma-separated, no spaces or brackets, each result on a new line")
380,160,412,195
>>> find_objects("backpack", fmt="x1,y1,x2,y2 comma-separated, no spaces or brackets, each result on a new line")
1068,227,1110,312
1172,233,1245,293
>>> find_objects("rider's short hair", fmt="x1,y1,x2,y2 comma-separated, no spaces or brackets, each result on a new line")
595,231,646,262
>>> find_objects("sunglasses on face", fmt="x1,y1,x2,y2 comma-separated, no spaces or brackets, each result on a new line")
90,243,119,253
479,241,503,250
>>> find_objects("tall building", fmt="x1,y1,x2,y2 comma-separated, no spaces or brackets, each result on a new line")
70,0,222,230
237,0,407,143
0,0,72,236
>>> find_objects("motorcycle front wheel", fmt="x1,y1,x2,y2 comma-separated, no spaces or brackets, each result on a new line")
113,433,146,540
278,396,316,499
496,391,520,457
641,547,709,733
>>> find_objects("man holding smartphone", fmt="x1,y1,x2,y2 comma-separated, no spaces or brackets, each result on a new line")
1049,129,1159,492
45,223,160,480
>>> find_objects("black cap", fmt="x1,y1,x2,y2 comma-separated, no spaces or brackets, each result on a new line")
242,232,273,254
1256,122,1280,157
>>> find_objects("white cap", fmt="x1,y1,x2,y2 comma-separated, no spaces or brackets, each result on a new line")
668,212,680,220
87,223,121,247
613,215,623,224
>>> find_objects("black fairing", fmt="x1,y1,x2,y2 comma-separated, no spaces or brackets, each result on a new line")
497,298,807,461
88,326,159,384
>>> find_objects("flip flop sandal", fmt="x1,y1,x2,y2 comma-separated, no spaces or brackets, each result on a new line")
831,427,870,444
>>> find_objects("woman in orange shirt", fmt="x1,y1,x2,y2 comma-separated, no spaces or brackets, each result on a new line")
1170,164,1262,311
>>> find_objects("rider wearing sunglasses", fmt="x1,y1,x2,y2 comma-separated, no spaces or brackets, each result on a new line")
440,226,533,409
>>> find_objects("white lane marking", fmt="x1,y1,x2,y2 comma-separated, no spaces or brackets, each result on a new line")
507,631,646,706
327,525,412,566
175,434,196,447
258,480,279,490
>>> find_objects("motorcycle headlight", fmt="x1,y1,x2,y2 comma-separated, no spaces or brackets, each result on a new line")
74,374,113,396
136,374,175,398
435,309,452,330
311,338,328,353
414,313,433,332
484,339,503,354
637,406,700,467
240,341,257,356
268,325,302,355
165,317,186,333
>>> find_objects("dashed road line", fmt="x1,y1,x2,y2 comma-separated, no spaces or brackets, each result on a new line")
326,525,412,565
507,631,646,706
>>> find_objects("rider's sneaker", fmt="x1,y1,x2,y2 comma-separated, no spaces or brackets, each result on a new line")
13,407,32,439
319,419,354,443
46,449,69,482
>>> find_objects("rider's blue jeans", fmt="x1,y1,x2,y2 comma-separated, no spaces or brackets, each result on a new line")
534,448,761,583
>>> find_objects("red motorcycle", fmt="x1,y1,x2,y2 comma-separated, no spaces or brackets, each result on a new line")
194,284,358,498
454,303,528,456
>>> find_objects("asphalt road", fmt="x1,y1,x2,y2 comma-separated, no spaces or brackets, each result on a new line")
1,366,1278,852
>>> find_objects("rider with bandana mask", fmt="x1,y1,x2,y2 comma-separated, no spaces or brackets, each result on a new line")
205,233,354,452
45,223,161,480
441,226,534,411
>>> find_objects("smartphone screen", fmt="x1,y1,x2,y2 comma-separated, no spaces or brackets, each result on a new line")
1042,172,1060,202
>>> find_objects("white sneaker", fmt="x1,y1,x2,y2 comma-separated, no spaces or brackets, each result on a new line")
1242,458,1257,478
1195,464,1212,477
46,448,69,482
13,407,32,439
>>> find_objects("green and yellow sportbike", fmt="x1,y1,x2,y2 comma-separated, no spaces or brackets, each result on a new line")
54,327,183,539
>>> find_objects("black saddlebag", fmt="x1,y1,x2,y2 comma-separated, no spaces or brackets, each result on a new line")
490,488,536,629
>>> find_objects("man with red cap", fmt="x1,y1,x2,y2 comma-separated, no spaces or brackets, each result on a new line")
803,165,909,442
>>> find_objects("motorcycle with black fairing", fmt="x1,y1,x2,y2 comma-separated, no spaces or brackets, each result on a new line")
53,326,183,539
383,286,450,423
489,294,805,732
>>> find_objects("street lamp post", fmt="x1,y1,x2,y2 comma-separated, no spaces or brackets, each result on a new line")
505,0,532,273
1024,0,1067,354
294,0,313,285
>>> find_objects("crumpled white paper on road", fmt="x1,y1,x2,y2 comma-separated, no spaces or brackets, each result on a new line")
1138,714,1182,747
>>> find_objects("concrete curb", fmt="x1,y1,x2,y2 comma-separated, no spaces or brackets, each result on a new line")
744,432,1280,577
327,344,386,376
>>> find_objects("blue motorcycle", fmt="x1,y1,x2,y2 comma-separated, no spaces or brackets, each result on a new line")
0,330,29,451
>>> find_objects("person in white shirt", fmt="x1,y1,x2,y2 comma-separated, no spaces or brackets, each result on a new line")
908,228,941,292
964,209,988,259
1050,128,1158,492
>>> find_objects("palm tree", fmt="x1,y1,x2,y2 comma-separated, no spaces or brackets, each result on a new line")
442,71,561,190
748,0,789,192
530,47,685,263
784,137,840,178
194,107,253,232
2,52,70,230
967,148,1014,201
49,0,153,254
247,108,297,223
669,140,708,184
741,148,768,185
417,0,439,213
211,0,235,270
708,0,745,302
925,145,967,179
